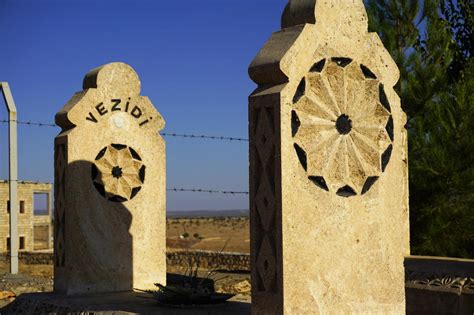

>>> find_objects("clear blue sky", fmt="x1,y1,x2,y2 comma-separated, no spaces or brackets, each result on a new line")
0,0,286,211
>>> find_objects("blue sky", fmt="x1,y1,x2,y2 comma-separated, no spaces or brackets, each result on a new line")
0,0,287,211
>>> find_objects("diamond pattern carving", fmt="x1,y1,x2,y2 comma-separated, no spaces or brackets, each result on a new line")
256,235,277,292
256,174,275,232
252,106,278,293
54,142,66,267
255,108,274,166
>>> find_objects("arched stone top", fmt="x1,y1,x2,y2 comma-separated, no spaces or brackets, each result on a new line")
83,62,141,96
281,0,316,28
56,62,164,133
250,1,398,87
281,0,368,32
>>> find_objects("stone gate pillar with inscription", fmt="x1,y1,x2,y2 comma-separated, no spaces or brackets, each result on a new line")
249,1,409,314
54,62,166,295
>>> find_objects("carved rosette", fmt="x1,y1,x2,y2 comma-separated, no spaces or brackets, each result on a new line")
291,57,394,197
91,143,145,202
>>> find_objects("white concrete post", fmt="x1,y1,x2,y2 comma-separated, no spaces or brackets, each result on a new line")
1,82,19,274
48,190,53,249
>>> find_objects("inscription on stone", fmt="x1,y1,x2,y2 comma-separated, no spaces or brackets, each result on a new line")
85,98,153,127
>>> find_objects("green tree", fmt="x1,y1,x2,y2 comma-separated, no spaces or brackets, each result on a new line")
410,61,474,257
366,0,474,258
440,0,473,79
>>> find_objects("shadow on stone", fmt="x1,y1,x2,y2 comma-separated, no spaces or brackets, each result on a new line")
1,290,250,314
54,160,134,295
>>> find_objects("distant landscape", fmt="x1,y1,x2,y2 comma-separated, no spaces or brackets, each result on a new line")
35,209,249,218
167,215,249,254
33,209,49,216
167,209,249,218
35,208,250,253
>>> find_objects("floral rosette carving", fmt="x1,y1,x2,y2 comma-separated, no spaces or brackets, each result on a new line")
291,57,394,197
91,143,145,202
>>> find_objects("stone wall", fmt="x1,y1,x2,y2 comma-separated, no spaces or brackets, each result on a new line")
167,250,250,271
0,181,52,252
405,256,474,314
0,252,53,265
2,250,250,272
8,250,474,313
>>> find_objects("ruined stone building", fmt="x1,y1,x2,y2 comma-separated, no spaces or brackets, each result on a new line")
0,181,52,252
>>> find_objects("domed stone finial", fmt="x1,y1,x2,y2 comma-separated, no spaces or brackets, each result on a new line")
281,0,316,28
56,62,164,132
281,0,368,32
83,62,141,96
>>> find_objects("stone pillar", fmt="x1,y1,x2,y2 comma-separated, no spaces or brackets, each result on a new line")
249,1,409,314
54,62,166,295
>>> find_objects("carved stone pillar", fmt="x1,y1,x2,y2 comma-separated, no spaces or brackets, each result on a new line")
249,1,409,313
54,62,166,295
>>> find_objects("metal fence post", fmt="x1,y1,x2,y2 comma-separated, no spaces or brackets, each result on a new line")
1,82,19,274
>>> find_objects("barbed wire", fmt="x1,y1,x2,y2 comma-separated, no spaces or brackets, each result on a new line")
0,119,56,127
0,180,248,195
0,119,249,196
0,120,249,142
161,132,248,142
167,187,249,195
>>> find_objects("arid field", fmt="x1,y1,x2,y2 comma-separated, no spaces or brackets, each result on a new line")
166,217,250,253
0,217,250,280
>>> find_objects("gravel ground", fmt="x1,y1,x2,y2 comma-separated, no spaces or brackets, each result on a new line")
0,273,53,308
0,269,249,310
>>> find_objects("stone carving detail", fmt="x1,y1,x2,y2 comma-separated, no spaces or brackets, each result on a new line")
92,144,145,202
253,106,277,292
54,142,66,267
292,57,394,196
256,235,277,291
406,270,474,292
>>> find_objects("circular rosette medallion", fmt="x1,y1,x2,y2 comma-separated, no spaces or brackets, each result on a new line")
291,57,394,197
91,144,146,202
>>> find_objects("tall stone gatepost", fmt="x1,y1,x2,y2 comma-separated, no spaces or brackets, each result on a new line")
249,1,409,313
54,62,166,295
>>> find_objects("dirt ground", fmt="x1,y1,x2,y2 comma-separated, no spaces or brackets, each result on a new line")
167,217,249,253
0,262,250,296
0,217,251,306
0,261,52,279
0,217,250,281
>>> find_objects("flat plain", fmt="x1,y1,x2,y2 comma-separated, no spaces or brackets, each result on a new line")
1,216,250,275
166,217,250,253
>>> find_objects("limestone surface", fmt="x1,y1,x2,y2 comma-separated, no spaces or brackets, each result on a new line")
54,62,166,295
249,1,409,314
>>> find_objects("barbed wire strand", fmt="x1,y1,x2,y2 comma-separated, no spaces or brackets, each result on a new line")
167,188,248,195
0,179,249,195
0,120,249,195
0,119,56,127
0,120,249,142
161,132,248,142
2,179,248,195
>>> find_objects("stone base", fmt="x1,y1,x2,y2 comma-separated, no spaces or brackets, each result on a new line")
406,286,474,315
405,256,474,315
1,291,250,315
